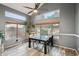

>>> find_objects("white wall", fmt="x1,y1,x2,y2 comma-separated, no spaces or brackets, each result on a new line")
59,4,76,49
75,4,79,50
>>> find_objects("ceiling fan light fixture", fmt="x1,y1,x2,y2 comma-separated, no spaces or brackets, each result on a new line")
33,9,38,13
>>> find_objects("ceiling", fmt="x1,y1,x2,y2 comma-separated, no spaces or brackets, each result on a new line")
1,3,44,15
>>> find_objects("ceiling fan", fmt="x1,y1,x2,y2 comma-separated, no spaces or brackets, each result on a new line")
24,3,40,15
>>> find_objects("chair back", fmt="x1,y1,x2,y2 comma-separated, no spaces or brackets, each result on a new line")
48,35,53,46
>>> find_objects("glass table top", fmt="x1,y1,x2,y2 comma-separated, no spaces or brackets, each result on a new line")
30,35,49,41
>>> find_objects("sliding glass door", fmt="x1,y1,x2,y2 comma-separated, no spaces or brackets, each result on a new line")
5,24,17,41
5,23,25,48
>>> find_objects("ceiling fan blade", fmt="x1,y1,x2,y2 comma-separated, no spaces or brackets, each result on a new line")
24,6,33,9
27,11,33,14
35,3,40,9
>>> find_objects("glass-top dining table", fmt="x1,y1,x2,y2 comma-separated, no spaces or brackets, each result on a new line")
28,35,53,54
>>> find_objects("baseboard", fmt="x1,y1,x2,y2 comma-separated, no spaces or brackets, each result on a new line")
54,44,79,55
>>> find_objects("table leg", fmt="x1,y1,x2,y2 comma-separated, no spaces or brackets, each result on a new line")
29,38,31,48
44,42,47,54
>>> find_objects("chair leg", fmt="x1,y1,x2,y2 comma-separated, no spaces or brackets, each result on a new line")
41,44,44,52
36,42,39,48
36,41,41,48
41,45,50,53
33,41,38,48
33,41,35,48
47,46,50,53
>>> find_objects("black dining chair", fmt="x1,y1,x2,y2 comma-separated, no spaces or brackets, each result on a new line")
32,40,41,49
47,35,54,52
48,35,53,46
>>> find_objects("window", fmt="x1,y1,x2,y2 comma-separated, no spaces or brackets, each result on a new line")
43,9,60,19
5,11,26,21
34,9,60,23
